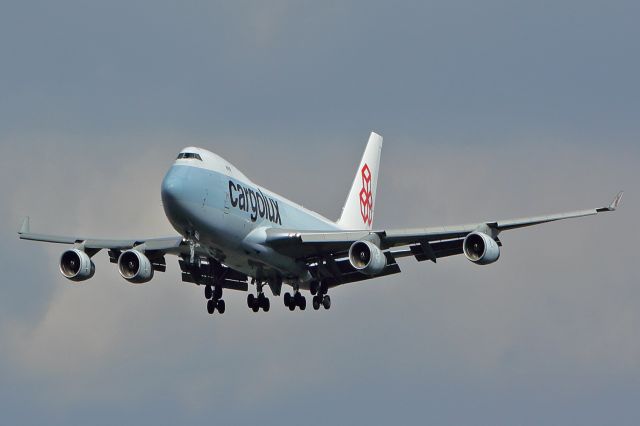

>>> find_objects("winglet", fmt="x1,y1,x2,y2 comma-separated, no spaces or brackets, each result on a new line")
597,191,624,212
19,216,30,234
609,191,624,211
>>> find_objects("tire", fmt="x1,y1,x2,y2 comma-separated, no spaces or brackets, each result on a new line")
310,281,318,296
263,297,270,312
298,296,306,310
322,295,331,310
284,292,292,307
207,299,216,314
205,285,212,299
319,282,328,295
216,299,226,314
312,296,320,310
288,300,295,311
214,286,223,300
252,303,260,313
247,294,255,309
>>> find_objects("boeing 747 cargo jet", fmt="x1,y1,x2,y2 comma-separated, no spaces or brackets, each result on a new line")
19,133,623,315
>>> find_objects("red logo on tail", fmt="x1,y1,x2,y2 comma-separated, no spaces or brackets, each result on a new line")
359,164,373,226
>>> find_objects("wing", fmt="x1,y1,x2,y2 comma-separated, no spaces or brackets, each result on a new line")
18,217,250,291
18,216,184,252
265,192,623,285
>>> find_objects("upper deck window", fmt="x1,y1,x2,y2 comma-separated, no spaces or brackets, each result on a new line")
177,152,202,161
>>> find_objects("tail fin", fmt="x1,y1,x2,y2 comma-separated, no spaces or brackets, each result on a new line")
336,132,383,230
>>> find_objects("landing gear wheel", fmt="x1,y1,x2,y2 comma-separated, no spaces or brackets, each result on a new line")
216,299,226,314
310,281,319,296
247,294,255,309
205,285,212,300
312,296,321,310
298,295,306,310
207,299,216,314
256,293,270,312
213,286,223,300
322,295,331,310
319,282,328,296
284,292,292,307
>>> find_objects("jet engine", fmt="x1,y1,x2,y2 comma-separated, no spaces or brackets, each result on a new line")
118,250,154,283
348,240,387,275
59,249,95,282
463,232,500,265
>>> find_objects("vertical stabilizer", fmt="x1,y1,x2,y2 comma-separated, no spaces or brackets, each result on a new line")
336,132,383,230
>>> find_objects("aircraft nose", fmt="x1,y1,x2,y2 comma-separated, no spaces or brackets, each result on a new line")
161,166,187,208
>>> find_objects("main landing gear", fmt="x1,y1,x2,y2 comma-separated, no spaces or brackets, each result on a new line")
310,281,331,311
284,291,307,311
205,285,225,315
248,290,270,312
312,294,331,310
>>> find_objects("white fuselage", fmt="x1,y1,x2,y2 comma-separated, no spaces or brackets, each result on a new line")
161,147,343,286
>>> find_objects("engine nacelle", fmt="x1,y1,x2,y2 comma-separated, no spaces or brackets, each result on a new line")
463,232,501,265
59,249,95,282
118,250,154,284
348,240,387,275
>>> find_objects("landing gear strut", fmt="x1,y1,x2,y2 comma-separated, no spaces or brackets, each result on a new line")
204,285,222,301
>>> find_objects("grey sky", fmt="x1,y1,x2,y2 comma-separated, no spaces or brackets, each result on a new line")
1,1,638,425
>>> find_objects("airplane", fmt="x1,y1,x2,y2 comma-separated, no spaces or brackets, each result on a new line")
18,132,623,315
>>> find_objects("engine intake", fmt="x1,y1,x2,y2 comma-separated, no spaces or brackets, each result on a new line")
463,232,500,265
118,250,154,283
59,249,95,282
348,240,387,275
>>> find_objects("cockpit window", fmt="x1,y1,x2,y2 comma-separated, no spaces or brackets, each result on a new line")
177,152,202,161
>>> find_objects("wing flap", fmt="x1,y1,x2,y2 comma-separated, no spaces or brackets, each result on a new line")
323,263,401,289
180,272,249,292
308,252,401,288
409,239,465,262
178,259,249,292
